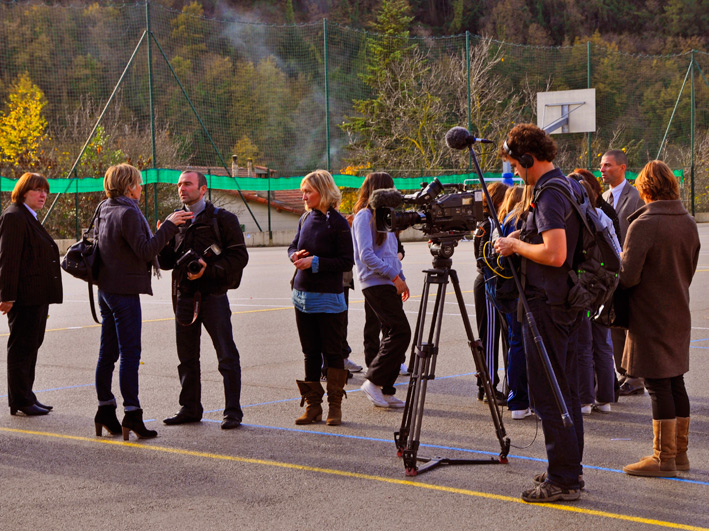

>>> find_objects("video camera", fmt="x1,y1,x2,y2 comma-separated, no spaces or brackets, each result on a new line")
370,178,485,238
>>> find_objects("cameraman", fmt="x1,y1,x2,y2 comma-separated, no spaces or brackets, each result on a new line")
158,171,249,430
494,124,584,503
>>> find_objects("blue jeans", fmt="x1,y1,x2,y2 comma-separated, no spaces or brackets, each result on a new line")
523,298,584,489
578,317,616,405
175,293,243,420
505,311,528,411
96,290,142,411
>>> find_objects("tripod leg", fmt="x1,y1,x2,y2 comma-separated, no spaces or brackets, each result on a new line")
450,270,510,462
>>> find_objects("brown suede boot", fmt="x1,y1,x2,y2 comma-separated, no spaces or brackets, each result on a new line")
325,368,348,426
675,417,690,471
295,380,325,425
623,419,677,477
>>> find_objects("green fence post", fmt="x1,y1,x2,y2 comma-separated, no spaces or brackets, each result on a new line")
466,31,471,168
587,41,592,171
324,19,331,172
75,178,79,241
267,168,273,245
690,50,695,217
146,1,158,227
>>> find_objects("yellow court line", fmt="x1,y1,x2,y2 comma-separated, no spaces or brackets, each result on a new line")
0,426,705,530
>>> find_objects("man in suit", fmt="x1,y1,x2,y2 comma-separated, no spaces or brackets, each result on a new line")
601,150,645,397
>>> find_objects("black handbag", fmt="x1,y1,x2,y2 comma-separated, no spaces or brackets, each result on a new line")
593,287,630,329
61,201,105,323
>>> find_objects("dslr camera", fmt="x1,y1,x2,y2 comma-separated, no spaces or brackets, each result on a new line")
176,243,222,274
373,178,484,238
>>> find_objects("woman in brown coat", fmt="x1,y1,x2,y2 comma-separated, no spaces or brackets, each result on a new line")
619,160,700,478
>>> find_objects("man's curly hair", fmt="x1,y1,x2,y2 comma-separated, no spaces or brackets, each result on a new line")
498,123,557,163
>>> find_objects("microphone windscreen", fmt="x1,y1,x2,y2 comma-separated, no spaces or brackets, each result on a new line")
369,188,403,209
445,127,473,150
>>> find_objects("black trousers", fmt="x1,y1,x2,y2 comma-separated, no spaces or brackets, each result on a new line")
363,297,381,367
175,293,243,420
644,375,690,419
295,309,346,382
7,304,48,409
362,284,411,395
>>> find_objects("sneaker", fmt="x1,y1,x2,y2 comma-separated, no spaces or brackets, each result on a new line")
383,394,405,408
522,480,580,503
594,402,611,413
344,358,363,373
511,408,533,420
399,363,410,375
619,378,645,396
361,380,389,408
581,404,593,416
533,471,585,490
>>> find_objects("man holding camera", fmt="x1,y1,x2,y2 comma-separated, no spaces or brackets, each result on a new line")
159,171,249,430
494,124,584,503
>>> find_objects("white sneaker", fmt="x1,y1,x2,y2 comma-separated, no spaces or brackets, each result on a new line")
343,358,363,373
383,394,405,408
595,402,611,413
399,363,410,375
581,404,593,416
361,380,388,407
511,408,533,420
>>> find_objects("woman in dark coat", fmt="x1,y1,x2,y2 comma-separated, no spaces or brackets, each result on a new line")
93,164,191,439
288,170,354,426
0,173,62,416
620,160,700,478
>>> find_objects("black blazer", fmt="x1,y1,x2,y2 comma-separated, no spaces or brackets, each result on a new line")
0,203,63,305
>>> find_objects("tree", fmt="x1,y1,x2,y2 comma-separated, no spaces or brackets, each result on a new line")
0,73,50,173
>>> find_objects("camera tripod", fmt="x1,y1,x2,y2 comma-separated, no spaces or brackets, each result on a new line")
394,236,510,476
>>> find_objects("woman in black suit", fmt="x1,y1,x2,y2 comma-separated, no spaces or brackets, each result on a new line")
0,173,63,416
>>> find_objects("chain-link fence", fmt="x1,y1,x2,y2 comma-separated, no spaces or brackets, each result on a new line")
1,2,707,237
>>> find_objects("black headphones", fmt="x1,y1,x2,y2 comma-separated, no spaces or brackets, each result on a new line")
503,140,533,169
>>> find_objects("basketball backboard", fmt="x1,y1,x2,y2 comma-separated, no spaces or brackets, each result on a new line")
537,88,596,134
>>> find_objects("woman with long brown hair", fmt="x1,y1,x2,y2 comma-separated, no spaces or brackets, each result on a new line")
352,172,411,408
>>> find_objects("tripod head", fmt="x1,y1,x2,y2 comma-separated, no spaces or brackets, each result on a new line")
428,232,467,269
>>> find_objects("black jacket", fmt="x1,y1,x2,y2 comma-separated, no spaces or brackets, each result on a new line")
0,203,62,305
158,202,248,296
95,197,179,296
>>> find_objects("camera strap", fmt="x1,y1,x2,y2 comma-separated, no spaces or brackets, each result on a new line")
172,278,201,326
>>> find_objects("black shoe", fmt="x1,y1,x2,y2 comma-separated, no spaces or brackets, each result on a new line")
10,404,50,416
618,378,645,396
35,401,53,411
477,387,485,401
163,411,202,425
483,389,507,406
221,417,242,430
122,409,158,440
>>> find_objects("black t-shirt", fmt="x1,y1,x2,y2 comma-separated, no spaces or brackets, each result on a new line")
521,168,580,306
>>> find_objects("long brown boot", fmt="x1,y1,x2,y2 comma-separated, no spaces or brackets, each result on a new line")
295,380,325,425
325,368,348,426
623,419,677,477
676,417,690,471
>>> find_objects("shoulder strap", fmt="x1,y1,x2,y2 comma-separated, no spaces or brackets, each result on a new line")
211,206,222,247
534,179,594,235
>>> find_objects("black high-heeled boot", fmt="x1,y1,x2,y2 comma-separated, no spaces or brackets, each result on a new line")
121,409,157,441
94,405,122,436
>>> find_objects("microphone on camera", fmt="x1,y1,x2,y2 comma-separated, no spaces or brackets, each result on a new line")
445,126,494,150
369,188,404,209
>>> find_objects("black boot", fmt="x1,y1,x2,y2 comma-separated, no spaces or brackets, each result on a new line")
94,405,122,436
121,409,158,441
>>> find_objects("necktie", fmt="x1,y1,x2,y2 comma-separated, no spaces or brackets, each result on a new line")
608,192,614,208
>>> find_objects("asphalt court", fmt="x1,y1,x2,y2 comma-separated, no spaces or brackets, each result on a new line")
1,226,709,529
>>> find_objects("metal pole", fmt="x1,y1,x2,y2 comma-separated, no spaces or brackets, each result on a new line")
656,60,692,160
466,31,471,169
146,1,158,227
324,19,331,172
267,168,273,244
42,31,148,226
587,41,592,170
690,50,695,217
74,183,79,241
150,33,262,231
